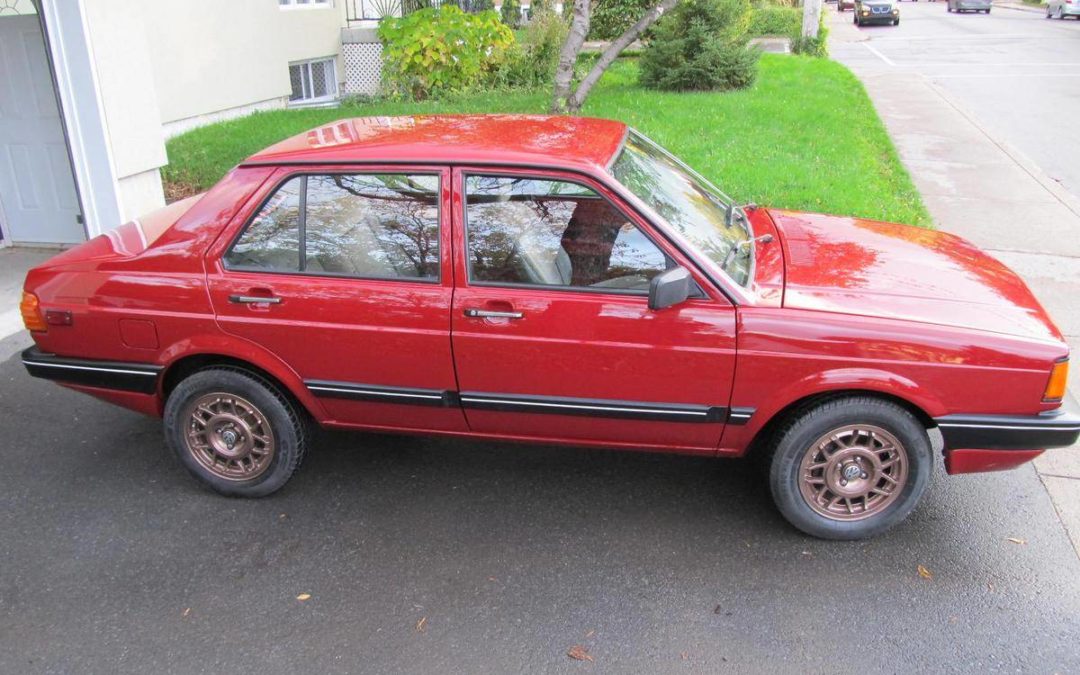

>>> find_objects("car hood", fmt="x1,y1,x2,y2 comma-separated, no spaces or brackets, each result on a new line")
768,209,1063,342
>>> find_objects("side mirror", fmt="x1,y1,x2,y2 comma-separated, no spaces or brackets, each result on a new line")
648,266,692,311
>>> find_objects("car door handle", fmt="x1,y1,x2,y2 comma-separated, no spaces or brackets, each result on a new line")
464,308,523,319
229,295,282,305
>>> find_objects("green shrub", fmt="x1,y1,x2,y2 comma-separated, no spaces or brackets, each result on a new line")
493,9,569,88
639,0,760,92
588,0,655,40
501,0,522,27
749,3,828,57
748,4,801,36
379,6,514,99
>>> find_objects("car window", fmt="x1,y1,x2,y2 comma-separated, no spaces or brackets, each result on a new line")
464,175,669,292
226,173,440,281
226,176,303,272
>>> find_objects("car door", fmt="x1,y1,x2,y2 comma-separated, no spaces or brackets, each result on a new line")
449,168,738,453
205,166,467,433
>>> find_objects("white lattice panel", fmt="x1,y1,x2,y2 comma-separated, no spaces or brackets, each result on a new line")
343,42,384,96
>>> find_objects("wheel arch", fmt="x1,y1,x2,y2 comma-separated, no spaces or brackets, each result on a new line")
742,388,937,462
157,336,326,422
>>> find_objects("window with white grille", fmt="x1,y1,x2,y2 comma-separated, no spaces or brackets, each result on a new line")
279,0,331,8
289,58,338,104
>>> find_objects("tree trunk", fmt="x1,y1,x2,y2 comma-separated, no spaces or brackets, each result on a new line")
802,0,822,38
551,0,591,114
565,0,680,113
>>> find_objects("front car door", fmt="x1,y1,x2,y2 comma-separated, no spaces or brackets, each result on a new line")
206,166,467,433
449,168,737,453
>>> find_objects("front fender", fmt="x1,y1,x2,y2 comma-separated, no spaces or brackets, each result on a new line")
719,366,944,456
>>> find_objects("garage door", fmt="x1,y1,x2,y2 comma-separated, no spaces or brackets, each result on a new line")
0,14,84,244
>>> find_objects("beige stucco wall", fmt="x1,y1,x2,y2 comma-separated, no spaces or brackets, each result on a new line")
138,0,346,126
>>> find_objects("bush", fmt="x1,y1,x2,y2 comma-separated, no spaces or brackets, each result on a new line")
639,0,761,92
748,4,801,36
500,0,522,27
748,3,828,57
588,0,655,40
492,9,569,88
379,6,514,99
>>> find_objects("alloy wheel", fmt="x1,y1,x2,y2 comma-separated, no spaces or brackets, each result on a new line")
183,392,275,481
797,424,909,521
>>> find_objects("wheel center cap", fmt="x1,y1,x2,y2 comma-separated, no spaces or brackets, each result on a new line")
222,429,238,450
842,464,862,481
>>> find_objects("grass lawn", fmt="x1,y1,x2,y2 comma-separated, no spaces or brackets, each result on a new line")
164,54,929,226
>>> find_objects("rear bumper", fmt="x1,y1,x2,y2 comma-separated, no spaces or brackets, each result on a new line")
935,408,1080,451
22,346,161,394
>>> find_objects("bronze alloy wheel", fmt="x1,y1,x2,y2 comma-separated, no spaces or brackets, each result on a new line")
183,392,275,481
797,424,909,521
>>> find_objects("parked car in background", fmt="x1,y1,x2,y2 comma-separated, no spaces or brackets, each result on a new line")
854,0,901,25
20,115,1079,541
1046,0,1080,18
948,0,991,13
838,0,857,12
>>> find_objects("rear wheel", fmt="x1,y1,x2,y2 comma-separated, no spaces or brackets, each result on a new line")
164,368,307,497
766,397,932,540
1058,7,1066,18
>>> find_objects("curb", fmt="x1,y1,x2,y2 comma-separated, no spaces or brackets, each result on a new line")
923,79,1080,221
992,1,1044,12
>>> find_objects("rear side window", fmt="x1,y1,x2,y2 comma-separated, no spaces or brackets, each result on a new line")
225,173,440,280
464,175,669,292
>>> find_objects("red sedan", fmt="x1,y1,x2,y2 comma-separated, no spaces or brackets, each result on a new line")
20,115,1078,540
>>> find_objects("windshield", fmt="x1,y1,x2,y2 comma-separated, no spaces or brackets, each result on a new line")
610,130,753,287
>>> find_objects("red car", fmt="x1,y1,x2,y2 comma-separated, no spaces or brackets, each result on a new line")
20,115,1078,540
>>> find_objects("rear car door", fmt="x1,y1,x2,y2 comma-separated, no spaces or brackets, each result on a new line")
205,166,467,432
449,168,738,452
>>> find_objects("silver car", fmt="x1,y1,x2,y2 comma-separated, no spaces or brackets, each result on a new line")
948,0,991,12
1046,0,1080,19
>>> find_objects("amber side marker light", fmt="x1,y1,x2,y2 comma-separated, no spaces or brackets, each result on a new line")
1044,359,1069,402
20,292,47,333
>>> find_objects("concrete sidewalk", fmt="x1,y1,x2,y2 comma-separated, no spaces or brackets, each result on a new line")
830,10,1080,558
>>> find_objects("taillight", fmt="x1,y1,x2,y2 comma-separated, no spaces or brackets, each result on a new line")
1043,359,1069,402
20,291,47,333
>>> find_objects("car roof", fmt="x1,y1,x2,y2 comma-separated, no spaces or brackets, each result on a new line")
241,115,630,173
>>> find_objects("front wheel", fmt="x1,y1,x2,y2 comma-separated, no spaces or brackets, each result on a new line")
767,397,932,540
894,17,900,23
164,367,308,497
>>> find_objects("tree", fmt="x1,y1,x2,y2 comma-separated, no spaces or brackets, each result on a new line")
802,0,822,40
550,0,681,114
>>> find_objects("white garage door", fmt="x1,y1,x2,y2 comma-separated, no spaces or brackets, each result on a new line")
0,14,84,244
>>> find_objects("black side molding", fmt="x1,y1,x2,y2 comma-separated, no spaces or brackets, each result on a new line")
459,391,726,423
935,408,1080,450
305,380,457,407
22,347,161,394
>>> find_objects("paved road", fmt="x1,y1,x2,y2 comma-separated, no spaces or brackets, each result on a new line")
832,1,1080,202
1,329,1079,673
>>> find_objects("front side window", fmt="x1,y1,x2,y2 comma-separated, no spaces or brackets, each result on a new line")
610,130,753,286
465,175,669,292
226,173,440,281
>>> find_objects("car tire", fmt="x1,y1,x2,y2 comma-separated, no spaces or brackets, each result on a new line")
164,367,307,497
894,17,900,23
1058,7,1065,17
766,396,932,540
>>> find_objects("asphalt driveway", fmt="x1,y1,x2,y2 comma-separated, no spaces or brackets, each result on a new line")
1,330,1078,674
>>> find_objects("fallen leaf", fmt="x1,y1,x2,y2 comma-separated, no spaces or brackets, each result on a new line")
917,565,933,581
567,645,593,662
680,651,689,660
1007,538,1026,545
181,607,191,617
296,593,312,601
584,629,595,638
415,616,427,632
987,581,994,592
713,604,722,614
